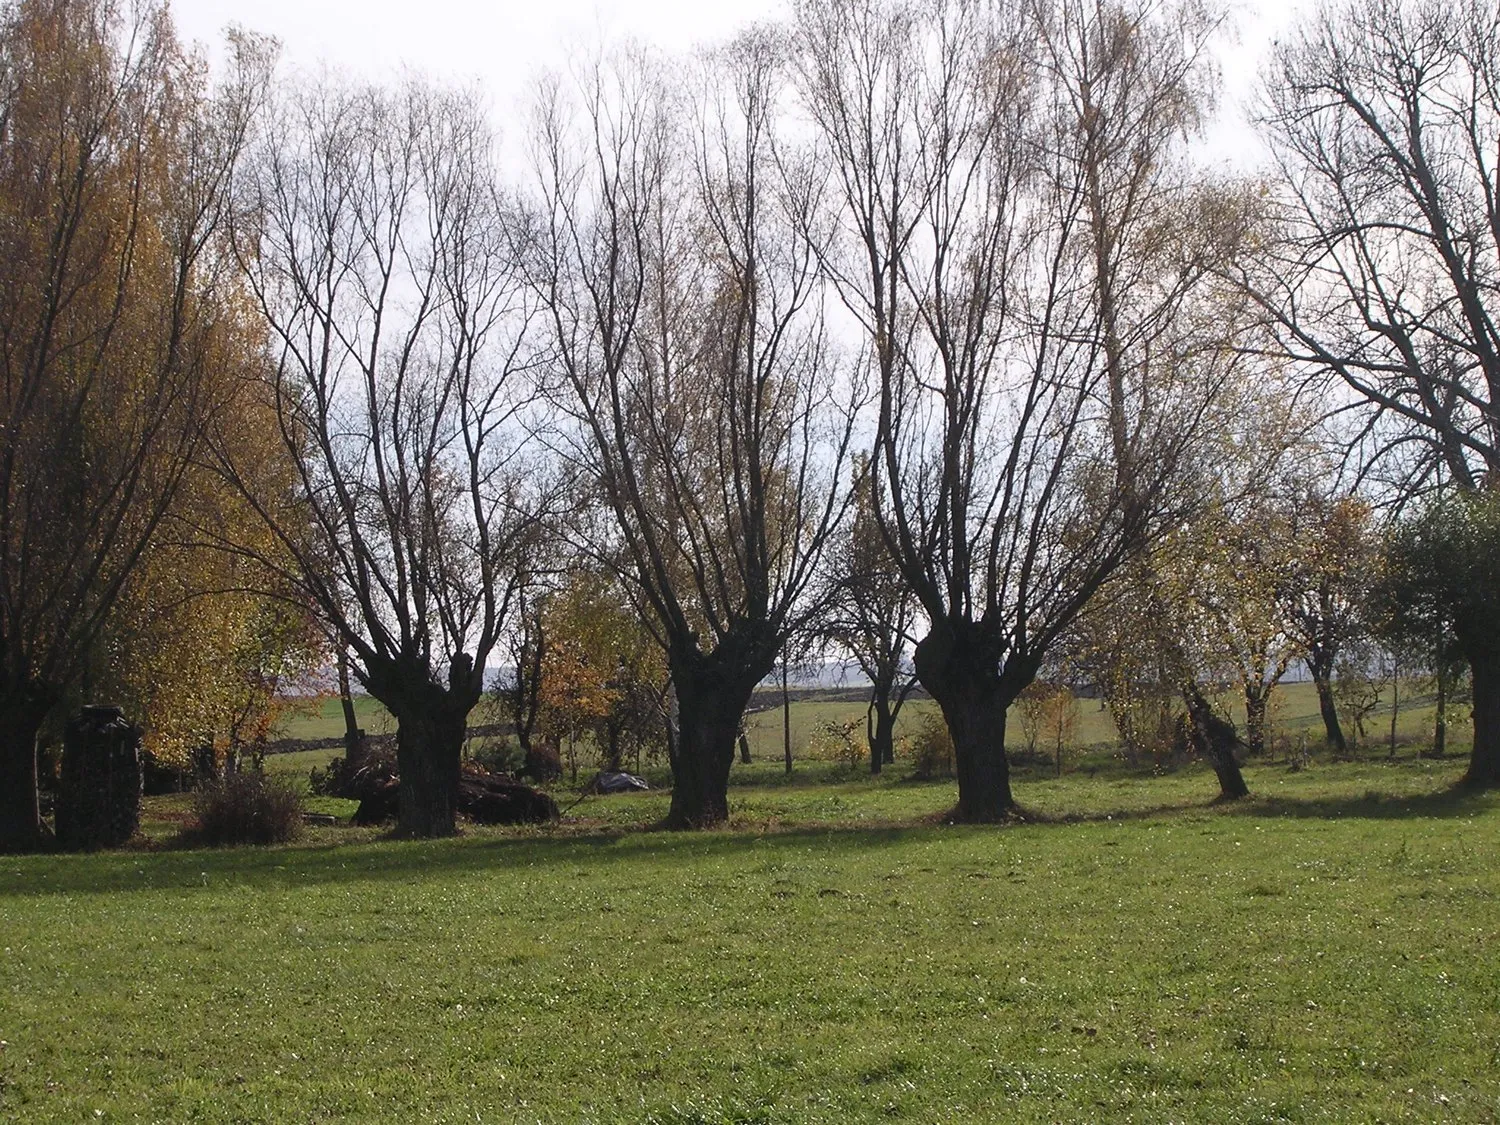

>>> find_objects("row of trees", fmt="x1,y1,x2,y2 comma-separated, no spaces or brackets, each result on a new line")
3,0,1498,848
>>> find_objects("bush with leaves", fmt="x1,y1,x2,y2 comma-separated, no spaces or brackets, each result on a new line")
808,718,867,770
905,714,955,780
1332,650,1385,753
1375,493,1500,783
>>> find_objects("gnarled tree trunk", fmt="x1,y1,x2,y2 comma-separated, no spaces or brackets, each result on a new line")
366,654,481,838
915,624,1027,822
665,668,759,829
1185,685,1249,801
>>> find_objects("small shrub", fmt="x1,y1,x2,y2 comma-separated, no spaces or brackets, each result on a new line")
190,772,304,846
468,736,525,776
808,717,867,769
906,713,955,780
521,740,563,782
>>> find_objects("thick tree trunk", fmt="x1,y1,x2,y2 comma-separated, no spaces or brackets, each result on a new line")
0,712,45,852
915,624,1023,823
0,690,51,852
666,675,755,829
868,695,895,776
1312,667,1346,754
1464,653,1500,787
388,706,465,837
364,654,479,838
947,692,1015,821
56,706,143,851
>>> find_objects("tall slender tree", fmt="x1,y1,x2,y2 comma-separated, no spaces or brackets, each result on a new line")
823,459,918,772
1278,493,1373,756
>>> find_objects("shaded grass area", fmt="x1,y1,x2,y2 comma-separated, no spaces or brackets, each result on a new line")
5,757,1500,1122
256,736,1481,834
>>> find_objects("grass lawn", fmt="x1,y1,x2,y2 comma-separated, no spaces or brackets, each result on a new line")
4,753,1500,1123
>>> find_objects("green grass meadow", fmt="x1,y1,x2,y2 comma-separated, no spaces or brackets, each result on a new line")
6,729,1500,1122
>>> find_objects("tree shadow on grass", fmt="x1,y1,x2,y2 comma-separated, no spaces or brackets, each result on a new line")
1221,782,1498,822
8,780,1496,901
1022,780,1497,828
0,820,936,899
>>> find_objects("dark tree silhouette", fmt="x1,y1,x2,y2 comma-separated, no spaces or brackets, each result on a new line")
530,38,860,827
796,0,1242,819
224,78,545,837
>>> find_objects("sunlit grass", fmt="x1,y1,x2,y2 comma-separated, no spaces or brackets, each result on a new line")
5,754,1499,1122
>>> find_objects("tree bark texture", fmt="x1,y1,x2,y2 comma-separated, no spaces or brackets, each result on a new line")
55,706,143,851
1185,686,1249,801
0,690,51,852
660,630,779,829
1311,665,1347,754
665,671,758,829
915,623,1025,822
365,654,480,838
1465,653,1500,787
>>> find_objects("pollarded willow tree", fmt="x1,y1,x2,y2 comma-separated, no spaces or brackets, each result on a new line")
1252,0,1500,784
0,0,271,850
529,35,861,827
795,0,1248,820
223,77,546,837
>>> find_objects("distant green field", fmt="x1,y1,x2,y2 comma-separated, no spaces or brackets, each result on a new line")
271,695,396,742
5,754,1499,1122
272,678,1466,768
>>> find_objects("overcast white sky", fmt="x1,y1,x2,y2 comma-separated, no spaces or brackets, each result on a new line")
170,0,1311,169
